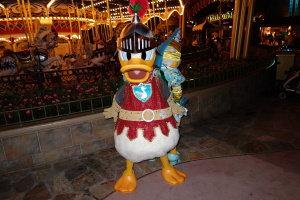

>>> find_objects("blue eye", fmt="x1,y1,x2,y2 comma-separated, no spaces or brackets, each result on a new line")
144,49,154,60
119,49,154,61
119,50,129,61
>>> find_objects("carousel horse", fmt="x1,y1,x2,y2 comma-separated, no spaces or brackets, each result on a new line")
64,53,86,69
63,53,76,69
106,36,117,62
86,40,108,67
84,43,94,60
0,27,61,76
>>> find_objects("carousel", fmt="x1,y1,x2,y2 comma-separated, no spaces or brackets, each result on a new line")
0,0,185,76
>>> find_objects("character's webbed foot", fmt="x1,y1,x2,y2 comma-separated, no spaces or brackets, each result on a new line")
161,165,186,185
114,171,137,193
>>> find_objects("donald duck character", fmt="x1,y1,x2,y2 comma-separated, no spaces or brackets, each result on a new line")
103,0,186,193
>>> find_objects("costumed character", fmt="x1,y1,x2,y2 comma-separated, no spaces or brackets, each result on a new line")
103,0,187,193
155,28,188,125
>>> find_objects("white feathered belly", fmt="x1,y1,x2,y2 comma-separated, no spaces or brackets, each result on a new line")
114,122,179,163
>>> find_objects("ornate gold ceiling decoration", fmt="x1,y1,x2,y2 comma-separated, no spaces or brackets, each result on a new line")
0,0,184,27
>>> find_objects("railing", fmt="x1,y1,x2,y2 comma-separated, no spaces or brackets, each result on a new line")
0,64,122,93
181,57,275,90
0,49,275,128
0,95,114,127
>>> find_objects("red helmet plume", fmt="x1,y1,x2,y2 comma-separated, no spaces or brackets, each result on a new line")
128,0,149,18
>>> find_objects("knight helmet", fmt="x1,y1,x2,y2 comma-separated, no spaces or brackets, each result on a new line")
117,1,157,83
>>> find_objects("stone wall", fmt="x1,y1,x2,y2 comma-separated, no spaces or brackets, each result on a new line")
181,68,274,124
0,116,116,174
0,67,274,174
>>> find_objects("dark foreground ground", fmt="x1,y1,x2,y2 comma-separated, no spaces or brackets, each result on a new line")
1,90,299,200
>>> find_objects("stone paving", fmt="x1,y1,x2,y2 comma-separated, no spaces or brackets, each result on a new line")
0,91,299,200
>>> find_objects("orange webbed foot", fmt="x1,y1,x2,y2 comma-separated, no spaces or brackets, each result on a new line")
161,165,187,185
114,171,137,193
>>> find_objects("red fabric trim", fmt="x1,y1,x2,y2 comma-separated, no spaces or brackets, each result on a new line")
115,77,177,141
116,117,176,141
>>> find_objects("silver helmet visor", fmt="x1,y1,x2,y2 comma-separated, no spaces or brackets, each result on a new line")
117,33,156,53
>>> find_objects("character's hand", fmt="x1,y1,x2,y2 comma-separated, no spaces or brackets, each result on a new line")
103,97,120,122
167,95,185,115
103,107,114,118
172,103,185,115
103,107,119,122
172,97,188,126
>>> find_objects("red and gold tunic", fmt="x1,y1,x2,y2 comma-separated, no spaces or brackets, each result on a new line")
115,77,177,141
114,76,179,163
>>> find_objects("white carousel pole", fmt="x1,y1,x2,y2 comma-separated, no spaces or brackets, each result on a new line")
77,6,83,55
71,0,77,53
21,0,33,45
4,7,13,49
105,24,108,41
106,0,113,39
17,0,30,45
26,0,34,41
181,4,186,39
119,5,124,22
147,8,152,31
81,0,90,44
89,2,96,41
91,0,100,40
99,24,103,40
72,0,82,54
68,6,74,53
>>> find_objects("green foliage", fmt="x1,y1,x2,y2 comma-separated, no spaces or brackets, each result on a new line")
0,79,120,126
130,3,143,13
0,49,273,127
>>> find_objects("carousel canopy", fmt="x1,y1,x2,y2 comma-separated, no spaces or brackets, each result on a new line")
0,0,184,49
0,0,184,23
